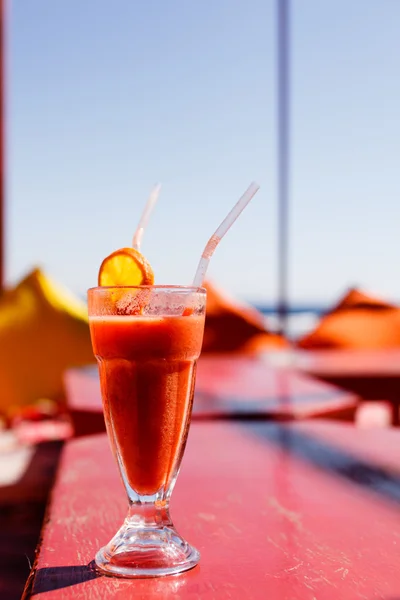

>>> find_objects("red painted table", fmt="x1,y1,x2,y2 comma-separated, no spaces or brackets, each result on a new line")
24,420,400,599
65,357,357,435
298,349,400,425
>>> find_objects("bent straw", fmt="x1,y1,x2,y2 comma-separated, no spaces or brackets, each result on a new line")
132,183,162,250
192,181,260,288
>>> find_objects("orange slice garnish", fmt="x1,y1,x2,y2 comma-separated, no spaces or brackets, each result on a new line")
98,247,154,287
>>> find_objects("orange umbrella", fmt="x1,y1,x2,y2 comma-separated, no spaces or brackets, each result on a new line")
297,287,400,349
202,280,287,354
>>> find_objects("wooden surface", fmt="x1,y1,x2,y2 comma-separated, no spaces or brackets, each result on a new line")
25,420,400,599
195,356,356,419
298,349,400,425
65,357,357,436
298,349,400,376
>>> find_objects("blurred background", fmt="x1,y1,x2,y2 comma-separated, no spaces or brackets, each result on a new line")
5,0,400,339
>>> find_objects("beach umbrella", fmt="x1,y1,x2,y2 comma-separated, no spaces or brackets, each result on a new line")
297,287,400,349
0,268,95,417
202,280,287,354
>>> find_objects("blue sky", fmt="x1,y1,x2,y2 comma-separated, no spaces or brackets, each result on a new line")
6,1,400,305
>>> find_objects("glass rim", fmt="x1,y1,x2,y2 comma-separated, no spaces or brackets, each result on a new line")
88,285,206,293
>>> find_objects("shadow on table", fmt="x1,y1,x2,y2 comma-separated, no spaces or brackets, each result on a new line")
241,422,400,506
29,561,194,596
0,441,62,600
30,562,99,593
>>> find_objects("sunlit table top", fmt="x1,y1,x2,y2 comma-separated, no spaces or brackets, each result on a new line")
25,420,400,600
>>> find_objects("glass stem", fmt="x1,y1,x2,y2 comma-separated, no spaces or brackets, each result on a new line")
126,500,173,530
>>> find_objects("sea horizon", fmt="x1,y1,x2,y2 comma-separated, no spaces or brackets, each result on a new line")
251,303,326,340
254,303,327,316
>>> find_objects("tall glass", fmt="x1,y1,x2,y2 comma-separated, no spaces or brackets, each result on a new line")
87,285,206,578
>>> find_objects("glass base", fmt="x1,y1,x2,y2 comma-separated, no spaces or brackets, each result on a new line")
95,519,200,578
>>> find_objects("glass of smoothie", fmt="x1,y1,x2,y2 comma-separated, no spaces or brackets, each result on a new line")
87,180,259,578
88,284,206,578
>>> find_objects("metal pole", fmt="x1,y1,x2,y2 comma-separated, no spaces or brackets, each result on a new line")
277,0,290,336
0,0,4,294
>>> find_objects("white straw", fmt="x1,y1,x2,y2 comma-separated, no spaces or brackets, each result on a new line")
132,183,162,250
192,181,260,287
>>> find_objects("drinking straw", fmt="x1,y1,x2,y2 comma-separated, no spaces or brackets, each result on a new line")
132,183,162,250
192,181,260,287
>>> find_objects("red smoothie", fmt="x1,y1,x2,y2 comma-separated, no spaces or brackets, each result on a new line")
89,314,205,496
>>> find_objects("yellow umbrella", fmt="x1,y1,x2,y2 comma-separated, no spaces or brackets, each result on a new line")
0,268,95,416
